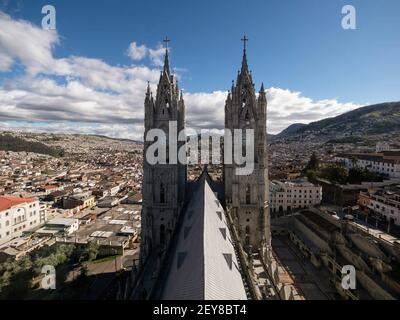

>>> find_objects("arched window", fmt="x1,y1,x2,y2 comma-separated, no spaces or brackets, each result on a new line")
245,226,250,234
246,184,251,204
245,109,250,121
160,183,166,203
160,224,165,245
242,131,247,157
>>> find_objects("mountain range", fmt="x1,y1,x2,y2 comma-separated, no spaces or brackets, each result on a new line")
274,101,400,140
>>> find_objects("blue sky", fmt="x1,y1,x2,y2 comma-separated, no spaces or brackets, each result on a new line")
0,0,399,138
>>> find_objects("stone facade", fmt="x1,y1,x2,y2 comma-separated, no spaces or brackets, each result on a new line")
224,45,271,252
140,49,187,263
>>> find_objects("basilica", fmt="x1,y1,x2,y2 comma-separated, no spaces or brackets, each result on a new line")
137,37,271,300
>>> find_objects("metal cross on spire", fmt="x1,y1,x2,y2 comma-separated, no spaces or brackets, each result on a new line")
241,35,249,50
163,36,171,50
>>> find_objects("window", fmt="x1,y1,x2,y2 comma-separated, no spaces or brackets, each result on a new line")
223,253,233,270
160,183,166,204
160,224,165,245
219,228,227,240
246,184,251,204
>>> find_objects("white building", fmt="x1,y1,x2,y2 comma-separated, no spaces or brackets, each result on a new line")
367,187,400,226
270,179,322,214
37,218,79,236
335,152,400,179
0,196,42,245
376,142,390,153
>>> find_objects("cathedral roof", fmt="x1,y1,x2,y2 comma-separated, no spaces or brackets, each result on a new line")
160,173,247,300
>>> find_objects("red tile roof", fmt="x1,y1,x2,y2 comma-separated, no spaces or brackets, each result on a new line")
0,196,36,212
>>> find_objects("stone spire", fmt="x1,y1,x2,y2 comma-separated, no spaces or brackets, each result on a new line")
259,82,266,97
163,48,170,75
258,82,267,104
162,36,171,75
146,81,151,96
240,35,249,74
237,35,252,87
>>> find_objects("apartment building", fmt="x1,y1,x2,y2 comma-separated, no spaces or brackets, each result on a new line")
0,196,43,245
335,151,400,179
62,192,96,210
360,186,400,226
270,179,322,214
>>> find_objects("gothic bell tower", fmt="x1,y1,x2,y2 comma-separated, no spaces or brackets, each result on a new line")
224,36,271,253
141,38,186,263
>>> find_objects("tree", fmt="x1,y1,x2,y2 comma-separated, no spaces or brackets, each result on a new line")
79,241,100,263
348,167,383,184
33,244,75,274
348,167,364,184
320,164,347,184
305,169,317,181
304,152,319,172
362,168,383,182
0,256,34,299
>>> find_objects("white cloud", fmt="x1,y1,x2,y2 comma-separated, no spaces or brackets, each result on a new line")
265,87,361,133
148,44,165,66
0,12,70,75
0,11,363,139
127,42,147,61
126,41,166,67
0,49,13,71
182,89,361,134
